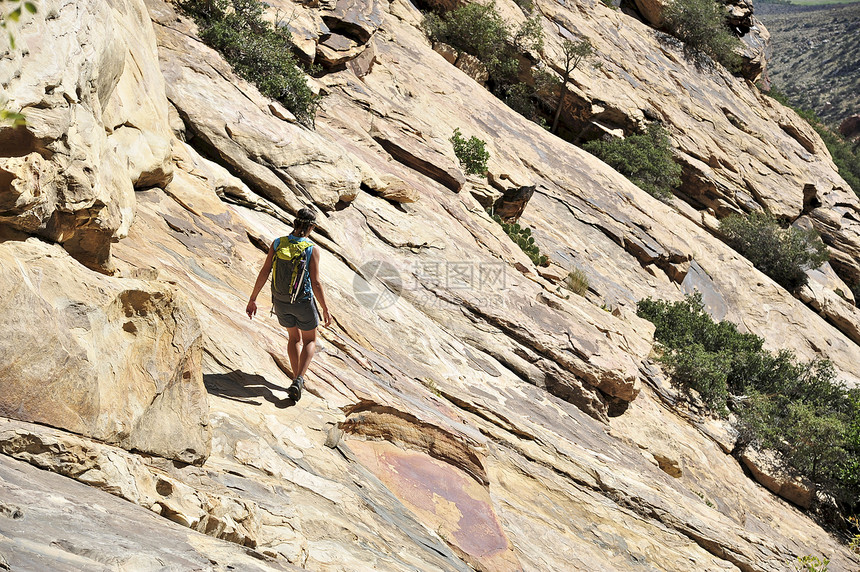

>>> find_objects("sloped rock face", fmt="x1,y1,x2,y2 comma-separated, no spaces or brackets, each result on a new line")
532,0,860,304
0,0,173,272
738,446,815,509
0,419,251,544
0,443,294,571
0,236,209,464
2,0,860,570
629,0,769,80
147,0,362,211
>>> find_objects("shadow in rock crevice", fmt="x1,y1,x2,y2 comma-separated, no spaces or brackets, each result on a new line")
204,370,296,409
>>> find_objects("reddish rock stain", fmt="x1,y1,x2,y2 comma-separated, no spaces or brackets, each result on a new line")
376,448,509,557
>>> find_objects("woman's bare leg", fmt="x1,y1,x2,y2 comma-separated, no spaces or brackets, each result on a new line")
286,327,302,378
295,328,317,379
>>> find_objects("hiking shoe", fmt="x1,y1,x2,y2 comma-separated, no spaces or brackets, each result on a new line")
287,376,304,402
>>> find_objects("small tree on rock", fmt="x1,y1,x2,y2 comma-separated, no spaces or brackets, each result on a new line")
551,38,597,135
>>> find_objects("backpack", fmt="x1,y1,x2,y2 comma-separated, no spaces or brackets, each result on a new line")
271,236,313,303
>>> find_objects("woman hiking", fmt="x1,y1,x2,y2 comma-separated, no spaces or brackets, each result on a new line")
246,207,332,402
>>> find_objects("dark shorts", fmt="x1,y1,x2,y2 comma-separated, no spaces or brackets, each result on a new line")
272,298,319,331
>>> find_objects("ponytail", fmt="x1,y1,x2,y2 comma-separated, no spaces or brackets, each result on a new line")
292,206,317,237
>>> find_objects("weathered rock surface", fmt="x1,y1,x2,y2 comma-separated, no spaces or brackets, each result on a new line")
369,122,467,192
630,0,769,80
798,264,860,346
147,0,363,211
0,418,254,544
535,0,860,288
740,15,771,81
1,0,860,570
0,448,297,571
738,446,815,509
0,0,173,271
0,235,209,464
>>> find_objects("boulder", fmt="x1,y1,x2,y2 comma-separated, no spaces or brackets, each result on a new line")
454,52,489,85
0,0,174,272
368,174,421,203
370,123,466,192
321,0,384,44
739,16,771,82
739,447,815,509
723,0,754,30
432,42,458,65
265,1,325,62
317,33,365,68
0,237,210,464
632,0,666,27
840,115,860,141
489,177,536,222
347,38,378,77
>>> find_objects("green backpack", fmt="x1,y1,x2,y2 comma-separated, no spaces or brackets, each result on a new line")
271,236,313,303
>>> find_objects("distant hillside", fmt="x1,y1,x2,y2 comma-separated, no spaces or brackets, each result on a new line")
757,1,860,127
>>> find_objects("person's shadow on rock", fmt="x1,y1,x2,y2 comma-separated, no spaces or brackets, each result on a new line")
204,370,297,409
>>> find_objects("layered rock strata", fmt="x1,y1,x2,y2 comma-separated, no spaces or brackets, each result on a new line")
0,0,173,272
0,0,859,570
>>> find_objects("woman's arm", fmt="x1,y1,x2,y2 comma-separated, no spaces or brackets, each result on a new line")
309,246,332,327
246,244,275,319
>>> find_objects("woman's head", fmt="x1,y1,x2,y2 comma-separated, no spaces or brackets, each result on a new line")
292,206,317,237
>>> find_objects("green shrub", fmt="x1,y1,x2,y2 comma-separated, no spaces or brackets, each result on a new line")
792,555,829,572
180,0,318,127
424,2,517,82
502,82,543,124
422,3,542,101
837,393,860,508
451,128,490,175
582,124,681,201
512,13,543,54
638,293,860,513
637,293,761,410
817,127,860,195
850,516,860,553
564,268,589,296
661,343,731,411
662,0,743,72
489,211,548,266
738,357,847,481
719,211,829,291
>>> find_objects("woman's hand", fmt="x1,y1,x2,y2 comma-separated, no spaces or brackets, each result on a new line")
246,300,257,319
322,307,332,327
